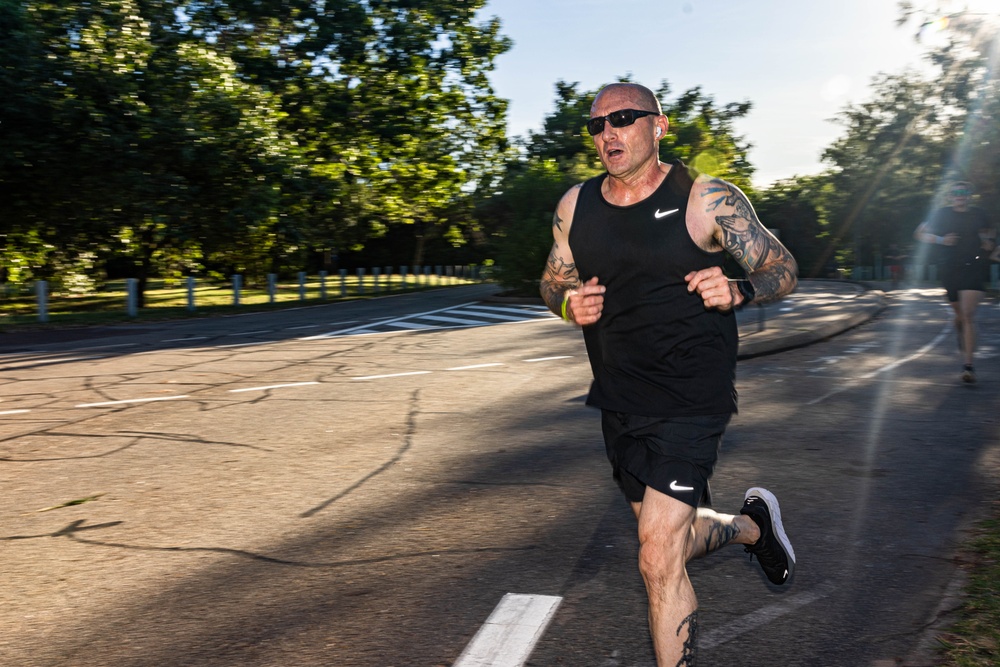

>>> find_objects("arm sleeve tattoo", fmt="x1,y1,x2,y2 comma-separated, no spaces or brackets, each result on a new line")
703,178,798,305
539,210,582,315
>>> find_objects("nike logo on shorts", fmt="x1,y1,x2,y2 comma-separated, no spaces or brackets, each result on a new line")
669,480,695,492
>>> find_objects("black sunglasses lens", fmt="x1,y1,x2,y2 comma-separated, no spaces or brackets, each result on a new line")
586,109,651,135
586,118,604,135
607,109,635,128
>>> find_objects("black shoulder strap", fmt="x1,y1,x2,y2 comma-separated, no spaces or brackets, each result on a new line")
667,158,698,197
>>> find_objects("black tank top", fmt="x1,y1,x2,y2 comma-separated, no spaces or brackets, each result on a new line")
569,160,738,417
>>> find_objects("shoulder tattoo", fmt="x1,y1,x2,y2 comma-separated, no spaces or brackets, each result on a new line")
702,178,771,267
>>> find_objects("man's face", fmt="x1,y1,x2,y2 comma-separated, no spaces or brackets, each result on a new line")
590,89,662,177
950,186,971,209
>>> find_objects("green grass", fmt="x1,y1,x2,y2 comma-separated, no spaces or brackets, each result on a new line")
937,504,1000,666
0,273,480,331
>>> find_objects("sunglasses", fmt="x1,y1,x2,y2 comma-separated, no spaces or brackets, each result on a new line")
586,109,659,136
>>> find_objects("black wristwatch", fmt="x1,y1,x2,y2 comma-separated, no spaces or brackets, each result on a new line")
736,279,756,306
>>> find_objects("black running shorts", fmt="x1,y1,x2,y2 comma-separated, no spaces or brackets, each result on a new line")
601,410,731,508
942,260,990,302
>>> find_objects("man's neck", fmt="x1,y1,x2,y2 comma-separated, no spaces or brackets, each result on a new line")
602,160,670,207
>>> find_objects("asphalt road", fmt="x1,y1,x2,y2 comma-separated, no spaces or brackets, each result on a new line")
2,285,998,667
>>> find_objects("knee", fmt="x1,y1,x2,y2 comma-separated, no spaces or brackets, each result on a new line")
637,534,687,588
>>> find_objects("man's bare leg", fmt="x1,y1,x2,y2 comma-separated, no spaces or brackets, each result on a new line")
630,488,761,666
957,290,982,368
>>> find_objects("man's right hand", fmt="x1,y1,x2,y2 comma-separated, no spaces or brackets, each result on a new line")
566,276,605,326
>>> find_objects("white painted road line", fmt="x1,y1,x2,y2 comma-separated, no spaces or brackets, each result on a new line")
228,382,320,393
302,303,482,339
461,305,553,316
352,371,433,381
524,356,572,363
452,308,542,322
806,323,949,406
162,336,209,343
386,321,437,330
419,314,488,326
76,395,190,408
454,594,562,667
446,363,505,371
700,588,829,649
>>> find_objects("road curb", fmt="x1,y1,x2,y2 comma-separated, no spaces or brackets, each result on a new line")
738,290,888,359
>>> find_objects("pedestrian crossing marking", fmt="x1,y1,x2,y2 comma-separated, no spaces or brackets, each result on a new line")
302,302,555,339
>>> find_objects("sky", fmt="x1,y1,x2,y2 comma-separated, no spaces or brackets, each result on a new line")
477,0,937,188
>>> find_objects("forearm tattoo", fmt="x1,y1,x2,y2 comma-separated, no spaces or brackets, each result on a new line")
703,179,797,305
540,211,581,313
676,611,699,667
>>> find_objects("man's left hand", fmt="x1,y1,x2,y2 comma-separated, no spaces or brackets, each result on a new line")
685,266,738,311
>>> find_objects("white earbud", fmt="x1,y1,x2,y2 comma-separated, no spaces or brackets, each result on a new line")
655,127,661,137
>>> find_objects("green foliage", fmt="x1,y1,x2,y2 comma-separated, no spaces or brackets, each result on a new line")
0,0,511,296
654,82,756,192
755,176,838,279
490,159,576,294
811,3,1000,273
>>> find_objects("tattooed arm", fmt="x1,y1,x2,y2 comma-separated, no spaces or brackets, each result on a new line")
540,184,605,325
685,176,798,311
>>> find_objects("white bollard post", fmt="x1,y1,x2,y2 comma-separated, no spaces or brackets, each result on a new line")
267,273,277,303
298,271,307,301
320,270,328,299
187,276,196,311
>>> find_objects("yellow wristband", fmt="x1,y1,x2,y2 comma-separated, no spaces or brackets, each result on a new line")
561,293,572,322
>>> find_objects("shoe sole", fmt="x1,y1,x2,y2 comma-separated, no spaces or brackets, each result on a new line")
745,487,796,576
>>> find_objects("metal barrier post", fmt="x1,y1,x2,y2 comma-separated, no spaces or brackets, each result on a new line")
36,280,48,323
126,278,138,317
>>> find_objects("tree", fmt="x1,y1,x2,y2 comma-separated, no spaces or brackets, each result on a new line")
1,0,513,299
0,1,290,302
754,176,835,278
814,3,1000,275
821,71,950,273
654,82,756,192
195,0,513,269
